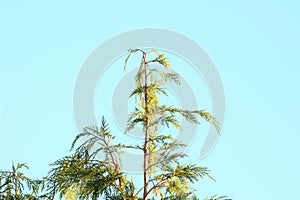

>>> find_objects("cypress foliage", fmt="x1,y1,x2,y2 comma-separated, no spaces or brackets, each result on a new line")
0,49,230,200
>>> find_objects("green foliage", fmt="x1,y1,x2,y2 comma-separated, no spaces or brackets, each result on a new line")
204,195,232,200
42,48,228,199
0,48,230,199
0,162,39,200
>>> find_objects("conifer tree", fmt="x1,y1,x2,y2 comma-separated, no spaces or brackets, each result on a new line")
42,49,229,200
0,49,230,200
0,162,39,200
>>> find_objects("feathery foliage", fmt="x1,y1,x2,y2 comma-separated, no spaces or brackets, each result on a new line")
41,48,228,199
0,48,230,200
0,163,39,200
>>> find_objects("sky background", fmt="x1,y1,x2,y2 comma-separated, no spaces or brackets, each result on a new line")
0,0,299,199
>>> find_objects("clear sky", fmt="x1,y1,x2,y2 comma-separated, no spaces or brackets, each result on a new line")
0,0,299,199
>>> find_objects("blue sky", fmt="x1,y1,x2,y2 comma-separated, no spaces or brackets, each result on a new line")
0,1,299,199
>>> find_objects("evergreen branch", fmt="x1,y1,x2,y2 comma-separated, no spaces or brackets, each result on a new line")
146,164,214,199
123,49,142,71
129,84,168,98
159,107,221,134
204,194,232,200
164,72,181,85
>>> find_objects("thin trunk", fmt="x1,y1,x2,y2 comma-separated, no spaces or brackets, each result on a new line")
14,172,18,197
143,53,150,199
